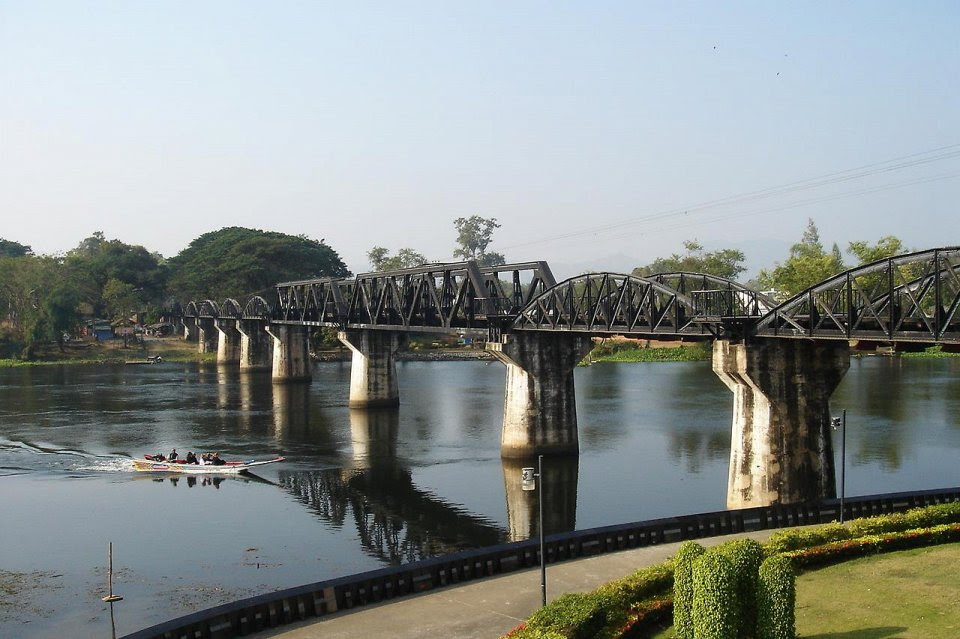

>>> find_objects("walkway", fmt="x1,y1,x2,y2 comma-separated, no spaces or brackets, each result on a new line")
257,529,778,639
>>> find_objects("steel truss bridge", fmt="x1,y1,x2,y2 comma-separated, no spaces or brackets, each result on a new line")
178,246,960,345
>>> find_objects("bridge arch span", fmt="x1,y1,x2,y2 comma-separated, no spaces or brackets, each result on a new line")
198,300,220,318
511,272,712,338
184,301,198,318
219,298,243,319
754,246,960,343
242,296,272,320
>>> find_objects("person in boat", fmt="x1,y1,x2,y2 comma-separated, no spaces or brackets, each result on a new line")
153,452,166,462
201,452,213,464
185,451,198,465
211,452,226,466
168,448,178,461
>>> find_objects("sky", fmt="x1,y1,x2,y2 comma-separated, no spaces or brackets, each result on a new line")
2,1,958,280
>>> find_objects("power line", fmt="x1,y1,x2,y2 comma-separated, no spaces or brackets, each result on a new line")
499,143,960,251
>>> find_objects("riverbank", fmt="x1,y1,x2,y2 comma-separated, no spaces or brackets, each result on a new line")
2,338,956,369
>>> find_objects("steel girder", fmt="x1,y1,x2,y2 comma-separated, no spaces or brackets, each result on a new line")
346,261,489,331
273,277,352,326
511,272,716,337
648,272,777,320
753,247,960,343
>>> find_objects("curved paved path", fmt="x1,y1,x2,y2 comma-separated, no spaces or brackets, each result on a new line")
256,529,778,639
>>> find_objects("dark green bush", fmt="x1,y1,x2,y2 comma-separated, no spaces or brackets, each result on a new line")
513,561,673,639
765,523,850,554
756,555,795,639
715,538,764,633
692,552,740,639
672,541,705,639
847,502,960,537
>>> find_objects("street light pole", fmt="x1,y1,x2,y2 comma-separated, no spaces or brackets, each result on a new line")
521,458,547,608
840,409,846,524
538,454,546,608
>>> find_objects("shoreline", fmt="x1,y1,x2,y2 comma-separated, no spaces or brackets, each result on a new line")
2,341,956,369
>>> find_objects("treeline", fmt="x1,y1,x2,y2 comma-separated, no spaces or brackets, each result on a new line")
632,219,912,301
0,227,347,358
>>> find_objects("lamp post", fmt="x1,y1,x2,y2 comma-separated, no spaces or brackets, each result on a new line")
832,410,847,524
521,455,546,607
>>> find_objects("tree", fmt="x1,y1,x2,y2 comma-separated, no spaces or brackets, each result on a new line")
847,236,908,266
453,216,505,266
367,246,429,271
633,241,746,280
0,238,32,258
166,227,350,301
756,219,845,299
64,232,166,317
103,278,141,321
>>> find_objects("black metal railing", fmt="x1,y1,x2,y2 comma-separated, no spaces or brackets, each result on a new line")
120,486,960,639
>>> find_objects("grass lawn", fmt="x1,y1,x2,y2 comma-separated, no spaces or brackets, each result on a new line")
648,543,960,638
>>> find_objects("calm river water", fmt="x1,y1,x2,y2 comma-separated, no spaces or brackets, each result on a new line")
1,356,959,638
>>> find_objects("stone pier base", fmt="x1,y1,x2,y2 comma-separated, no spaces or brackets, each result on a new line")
338,330,406,408
216,322,241,366
488,333,594,458
713,338,850,509
266,325,312,383
238,320,273,373
197,318,217,353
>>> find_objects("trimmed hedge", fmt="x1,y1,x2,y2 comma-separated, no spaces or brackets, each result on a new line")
765,502,960,555
756,555,795,639
692,552,740,639
672,541,705,639
505,502,960,639
512,561,674,639
783,523,960,570
714,538,764,634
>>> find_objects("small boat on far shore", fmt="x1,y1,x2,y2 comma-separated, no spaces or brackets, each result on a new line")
132,455,284,474
125,355,163,365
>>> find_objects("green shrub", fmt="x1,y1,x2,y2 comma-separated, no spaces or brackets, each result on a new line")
756,555,795,639
672,541,705,639
513,561,673,639
847,502,960,537
765,523,851,554
692,552,740,639
783,523,960,570
715,538,764,633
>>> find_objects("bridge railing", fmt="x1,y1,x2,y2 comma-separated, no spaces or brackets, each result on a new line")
119,486,960,639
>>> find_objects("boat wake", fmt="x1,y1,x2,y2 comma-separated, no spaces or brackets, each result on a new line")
0,436,132,473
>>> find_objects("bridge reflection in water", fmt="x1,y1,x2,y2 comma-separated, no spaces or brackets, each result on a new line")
272,404,581,564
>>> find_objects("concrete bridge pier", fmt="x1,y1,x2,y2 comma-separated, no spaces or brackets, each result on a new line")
338,329,407,408
196,317,217,353
713,338,850,509
215,320,241,365
182,316,197,342
488,332,594,457
266,325,312,383
237,319,273,373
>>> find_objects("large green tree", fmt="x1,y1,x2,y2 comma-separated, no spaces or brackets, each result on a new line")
166,227,349,301
0,238,32,258
367,246,429,271
756,219,845,300
64,231,166,317
632,241,746,280
453,216,505,266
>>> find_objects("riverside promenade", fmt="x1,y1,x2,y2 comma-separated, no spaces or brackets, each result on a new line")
256,530,777,639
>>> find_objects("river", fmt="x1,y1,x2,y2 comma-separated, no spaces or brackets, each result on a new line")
1,356,959,638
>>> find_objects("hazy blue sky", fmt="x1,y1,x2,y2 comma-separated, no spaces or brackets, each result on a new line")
2,1,958,278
